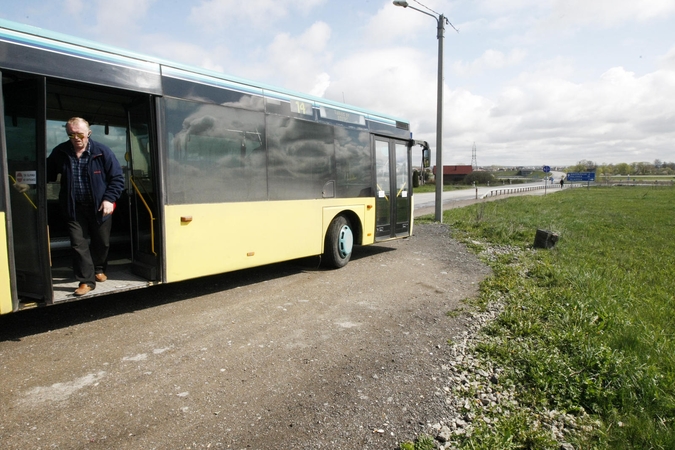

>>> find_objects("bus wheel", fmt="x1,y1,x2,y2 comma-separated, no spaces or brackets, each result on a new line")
323,215,353,268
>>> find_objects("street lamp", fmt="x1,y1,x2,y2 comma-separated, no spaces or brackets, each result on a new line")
393,0,447,222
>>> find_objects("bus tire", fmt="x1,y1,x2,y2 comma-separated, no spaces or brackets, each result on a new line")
323,215,353,268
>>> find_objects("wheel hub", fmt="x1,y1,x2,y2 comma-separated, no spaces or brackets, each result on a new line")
338,225,353,258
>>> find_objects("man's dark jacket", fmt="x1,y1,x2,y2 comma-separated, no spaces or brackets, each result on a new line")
47,139,125,223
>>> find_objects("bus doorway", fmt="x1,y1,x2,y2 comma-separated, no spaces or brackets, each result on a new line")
374,137,412,240
44,81,161,303
2,72,160,308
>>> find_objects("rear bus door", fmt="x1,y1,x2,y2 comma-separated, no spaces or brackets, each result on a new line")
374,137,412,240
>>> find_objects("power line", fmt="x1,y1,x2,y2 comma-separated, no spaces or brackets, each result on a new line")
411,0,460,32
411,0,441,17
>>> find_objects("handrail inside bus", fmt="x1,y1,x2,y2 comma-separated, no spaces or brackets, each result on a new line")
130,176,157,256
397,181,407,198
8,175,37,209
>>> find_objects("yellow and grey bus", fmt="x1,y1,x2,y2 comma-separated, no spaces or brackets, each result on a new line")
0,19,415,314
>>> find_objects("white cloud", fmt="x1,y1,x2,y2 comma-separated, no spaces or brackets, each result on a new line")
355,45,675,166
64,0,84,15
189,0,325,30
322,41,672,165
366,2,433,43
658,45,675,71
264,21,333,93
548,0,675,27
325,47,436,118
309,73,331,97
474,0,547,15
93,0,156,44
475,0,675,26
467,63,675,165
453,48,527,76
456,16,523,33
141,35,229,73
536,0,675,38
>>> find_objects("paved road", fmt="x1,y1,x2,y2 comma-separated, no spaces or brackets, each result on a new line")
413,178,564,217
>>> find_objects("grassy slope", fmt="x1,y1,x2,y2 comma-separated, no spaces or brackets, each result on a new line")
431,186,675,449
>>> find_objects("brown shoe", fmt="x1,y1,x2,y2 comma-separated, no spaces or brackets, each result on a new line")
95,273,107,282
74,283,94,296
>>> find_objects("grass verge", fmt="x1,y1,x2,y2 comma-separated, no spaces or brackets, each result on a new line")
412,186,675,449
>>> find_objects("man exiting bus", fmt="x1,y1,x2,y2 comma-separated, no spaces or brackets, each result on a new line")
47,117,125,296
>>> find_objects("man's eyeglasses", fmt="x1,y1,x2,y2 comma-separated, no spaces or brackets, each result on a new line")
67,132,88,140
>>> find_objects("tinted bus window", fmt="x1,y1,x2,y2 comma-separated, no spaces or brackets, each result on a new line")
267,116,335,201
162,76,264,112
164,97,267,204
334,127,372,198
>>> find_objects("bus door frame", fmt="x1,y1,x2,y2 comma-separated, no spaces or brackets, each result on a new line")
126,97,162,281
373,135,412,241
0,73,53,309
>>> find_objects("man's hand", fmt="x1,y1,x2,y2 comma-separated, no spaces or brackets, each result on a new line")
99,200,115,216
12,183,30,193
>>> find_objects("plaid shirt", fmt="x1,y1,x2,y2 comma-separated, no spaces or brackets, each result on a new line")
70,142,94,204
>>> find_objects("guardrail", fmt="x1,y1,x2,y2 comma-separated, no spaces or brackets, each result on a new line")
480,183,581,199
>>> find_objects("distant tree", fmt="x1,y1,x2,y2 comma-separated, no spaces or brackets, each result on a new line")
597,164,613,176
567,159,597,173
579,159,597,171
463,172,496,185
654,159,662,169
615,162,630,175
632,162,653,175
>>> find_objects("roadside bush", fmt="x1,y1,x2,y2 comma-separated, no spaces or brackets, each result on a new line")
464,171,496,185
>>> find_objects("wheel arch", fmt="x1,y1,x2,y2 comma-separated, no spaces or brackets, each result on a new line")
321,206,364,251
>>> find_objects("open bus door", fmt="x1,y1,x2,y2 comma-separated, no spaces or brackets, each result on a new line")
374,137,412,240
126,100,160,281
1,73,53,309
41,87,158,302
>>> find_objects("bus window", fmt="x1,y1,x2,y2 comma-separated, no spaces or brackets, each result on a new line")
334,127,372,197
267,115,335,201
164,97,267,204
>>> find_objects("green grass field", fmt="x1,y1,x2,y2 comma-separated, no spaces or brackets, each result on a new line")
418,186,675,449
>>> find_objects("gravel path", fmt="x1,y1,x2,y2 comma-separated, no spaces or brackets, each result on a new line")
1,223,495,449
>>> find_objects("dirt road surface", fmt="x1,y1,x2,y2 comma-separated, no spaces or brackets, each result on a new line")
0,223,490,449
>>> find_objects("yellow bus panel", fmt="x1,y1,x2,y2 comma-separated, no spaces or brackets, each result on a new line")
163,198,374,283
0,213,14,314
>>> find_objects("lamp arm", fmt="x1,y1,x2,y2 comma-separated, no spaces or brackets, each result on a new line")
405,4,439,23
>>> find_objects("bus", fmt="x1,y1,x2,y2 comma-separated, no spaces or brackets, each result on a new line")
0,19,415,315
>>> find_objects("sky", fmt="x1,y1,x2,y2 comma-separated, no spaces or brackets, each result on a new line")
2,0,674,167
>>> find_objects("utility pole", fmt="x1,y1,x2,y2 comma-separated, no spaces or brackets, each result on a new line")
471,142,477,170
